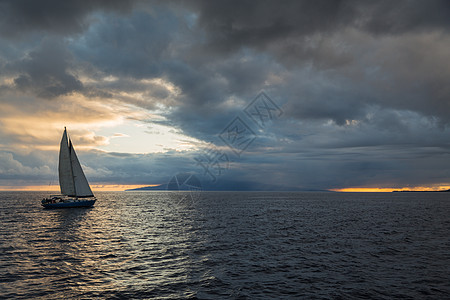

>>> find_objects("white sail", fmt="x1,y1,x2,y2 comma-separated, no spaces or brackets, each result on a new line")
59,128,76,196
69,141,94,197
58,128,94,198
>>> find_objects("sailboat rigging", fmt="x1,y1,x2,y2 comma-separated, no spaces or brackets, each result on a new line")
42,127,96,208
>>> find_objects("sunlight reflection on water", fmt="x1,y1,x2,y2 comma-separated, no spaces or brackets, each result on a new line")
0,191,449,299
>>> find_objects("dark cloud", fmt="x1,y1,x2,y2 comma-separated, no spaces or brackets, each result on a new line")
65,0,450,128
3,1,450,190
190,0,450,53
72,9,175,79
0,0,137,38
10,38,83,98
357,0,450,34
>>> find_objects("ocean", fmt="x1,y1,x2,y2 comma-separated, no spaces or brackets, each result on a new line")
0,191,449,299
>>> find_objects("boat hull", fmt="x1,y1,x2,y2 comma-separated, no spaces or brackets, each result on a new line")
42,199,96,209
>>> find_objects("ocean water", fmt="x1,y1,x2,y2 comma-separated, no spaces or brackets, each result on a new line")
0,191,449,299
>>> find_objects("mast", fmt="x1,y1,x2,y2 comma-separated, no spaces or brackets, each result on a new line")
68,139,77,197
58,127,94,198
59,127,76,196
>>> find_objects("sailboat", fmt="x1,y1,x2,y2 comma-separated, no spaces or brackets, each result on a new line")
42,127,97,208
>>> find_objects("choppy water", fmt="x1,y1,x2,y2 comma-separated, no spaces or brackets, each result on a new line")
0,191,449,299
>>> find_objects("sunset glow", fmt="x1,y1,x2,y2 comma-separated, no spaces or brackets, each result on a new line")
331,186,450,192
0,184,161,192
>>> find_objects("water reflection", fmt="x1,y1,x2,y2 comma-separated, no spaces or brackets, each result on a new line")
2,191,450,299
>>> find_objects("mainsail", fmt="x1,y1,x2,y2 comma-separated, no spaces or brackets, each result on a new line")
59,129,75,196
58,128,94,197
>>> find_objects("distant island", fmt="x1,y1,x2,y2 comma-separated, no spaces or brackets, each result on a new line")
126,186,450,192
125,185,166,191
392,189,450,193
124,185,329,192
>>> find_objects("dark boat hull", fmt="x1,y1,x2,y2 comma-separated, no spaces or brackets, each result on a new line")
42,199,96,209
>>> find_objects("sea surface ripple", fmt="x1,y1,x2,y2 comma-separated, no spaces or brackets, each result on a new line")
0,191,449,299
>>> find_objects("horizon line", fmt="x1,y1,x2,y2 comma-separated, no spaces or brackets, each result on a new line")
1,184,450,193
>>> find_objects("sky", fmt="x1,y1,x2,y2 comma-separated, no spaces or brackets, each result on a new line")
1,0,450,191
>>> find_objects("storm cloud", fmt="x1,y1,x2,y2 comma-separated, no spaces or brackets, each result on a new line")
0,0,136,38
1,0,450,191
10,38,83,98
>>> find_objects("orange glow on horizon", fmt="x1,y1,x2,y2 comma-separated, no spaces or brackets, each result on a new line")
0,184,162,192
90,184,161,191
2,184,450,192
331,185,450,192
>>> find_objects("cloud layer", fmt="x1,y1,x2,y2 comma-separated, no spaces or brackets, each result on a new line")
1,0,450,190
